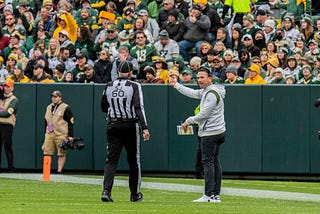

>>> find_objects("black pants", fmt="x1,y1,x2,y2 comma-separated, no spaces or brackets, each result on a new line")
103,122,141,195
0,124,14,170
201,132,225,196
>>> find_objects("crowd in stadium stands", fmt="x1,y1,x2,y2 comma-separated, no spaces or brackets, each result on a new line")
0,0,319,85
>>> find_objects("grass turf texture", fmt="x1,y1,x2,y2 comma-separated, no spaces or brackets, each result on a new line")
1,176,320,214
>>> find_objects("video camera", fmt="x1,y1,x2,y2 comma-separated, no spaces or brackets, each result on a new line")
59,137,85,151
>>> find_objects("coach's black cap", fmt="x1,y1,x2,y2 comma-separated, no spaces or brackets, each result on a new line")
118,61,133,73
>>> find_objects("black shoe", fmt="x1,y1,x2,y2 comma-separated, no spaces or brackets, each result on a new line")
130,192,143,202
101,190,113,202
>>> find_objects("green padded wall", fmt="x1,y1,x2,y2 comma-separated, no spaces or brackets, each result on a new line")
310,86,320,173
262,85,310,173
222,85,263,172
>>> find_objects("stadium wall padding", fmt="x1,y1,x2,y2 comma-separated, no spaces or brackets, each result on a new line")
2,84,320,174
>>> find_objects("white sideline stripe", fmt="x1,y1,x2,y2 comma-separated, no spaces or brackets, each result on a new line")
0,173,319,203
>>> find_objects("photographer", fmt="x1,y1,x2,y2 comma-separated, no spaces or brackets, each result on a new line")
0,81,18,172
42,90,74,174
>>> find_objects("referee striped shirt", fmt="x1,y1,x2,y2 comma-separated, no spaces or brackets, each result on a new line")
101,78,148,130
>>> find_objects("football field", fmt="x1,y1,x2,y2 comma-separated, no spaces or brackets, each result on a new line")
0,173,319,213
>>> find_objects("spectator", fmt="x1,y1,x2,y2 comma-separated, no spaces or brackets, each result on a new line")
282,16,300,40
178,4,211,61
172,55,187,74
297,65,320,84
244,64,267,85
35,7,56,36
130,30,158,80
283,56,300,81
158,0,179,28
230,23,242,53
75,26,96,60
6,62,29,83
198,42,212,64
138,9,160,42
6,54,19,74
221,0,257,25
52,63,66,82
78,64,102,83
285,75,296,84
180,68,196,84
58,30,76,57
254,30,267,51
46,38,61,70
272,27,294,49
241,13,261,38
94,11,116,39
154,30,180,64
71,52,89,81
300,16,315,44
147,0,163,19
151,56,169,83
212,27,231,49
277,47,289,69
263,19,276,43
224,65,244,84
63,71,74,83
211,55,226,82
111,46,139,81
239,49,251,70
29,63,55,83
94,50,113,83
203,49,216,68
255,9,268,28
189,56,202,79
270,67,286,84
241,34,261,57
161,8,185,42
58,47,76,72
3,32,27,61
0,56,8,82
130,18,154,44
230,56,245,78
36,55,53,76
212,41,226,59
117,6,135,32
75,6,98,32
175,0,189,19
0,29,10,54
223,49,234,68
52,10,78,44
196,0,221,42
24,26,50,53
143,67,165,84
94,24,119,61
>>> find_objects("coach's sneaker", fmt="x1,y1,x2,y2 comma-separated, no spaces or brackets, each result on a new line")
193,195,214,202
211,195,221,203
130,192,143,202
101,190,113,202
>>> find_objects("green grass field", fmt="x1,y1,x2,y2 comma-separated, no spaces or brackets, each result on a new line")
0,175,320,214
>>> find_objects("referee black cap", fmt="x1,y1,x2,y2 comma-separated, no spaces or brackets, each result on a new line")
118,61,133,73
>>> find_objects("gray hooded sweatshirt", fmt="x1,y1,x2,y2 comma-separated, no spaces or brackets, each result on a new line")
174,83,226,137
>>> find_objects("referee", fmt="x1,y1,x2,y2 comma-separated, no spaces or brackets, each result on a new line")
100,61,150,202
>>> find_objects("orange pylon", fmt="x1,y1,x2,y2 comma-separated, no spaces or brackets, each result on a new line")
43,156,51,181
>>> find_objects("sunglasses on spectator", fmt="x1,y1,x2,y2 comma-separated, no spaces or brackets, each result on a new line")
136,36,145,39
244,38,251,41
174,61,179,64
6,18,13,21
59,34,66,38
252,61,261,63
107,30,115,33
8,58,16,61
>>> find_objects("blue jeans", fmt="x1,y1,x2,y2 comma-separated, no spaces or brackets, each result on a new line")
201,132,225,196
178,40,204,62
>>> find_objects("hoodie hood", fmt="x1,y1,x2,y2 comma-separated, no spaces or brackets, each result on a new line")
207,84,226,99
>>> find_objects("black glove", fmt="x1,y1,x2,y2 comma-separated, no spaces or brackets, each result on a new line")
314,98,320,108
